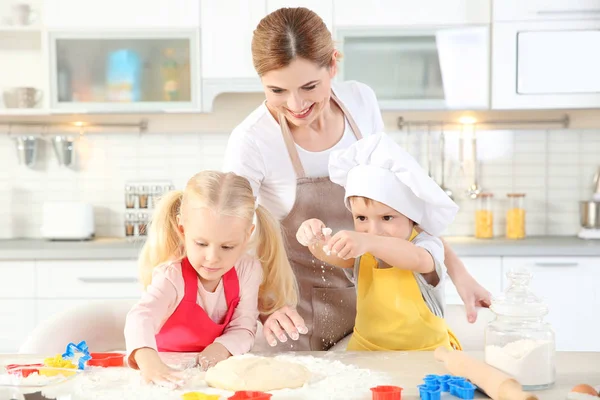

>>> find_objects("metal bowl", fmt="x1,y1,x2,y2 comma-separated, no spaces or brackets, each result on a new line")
580,201,600,229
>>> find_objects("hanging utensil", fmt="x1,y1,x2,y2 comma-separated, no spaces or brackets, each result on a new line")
426,122,433,179
466,125,482,199
439,125,453,200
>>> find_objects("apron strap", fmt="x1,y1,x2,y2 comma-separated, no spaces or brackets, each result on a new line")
331,91,363,141
278,90,364,179
279,113,307,179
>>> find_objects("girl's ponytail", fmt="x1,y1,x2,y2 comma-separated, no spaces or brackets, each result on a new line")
254,204,298,314
138,190,185,288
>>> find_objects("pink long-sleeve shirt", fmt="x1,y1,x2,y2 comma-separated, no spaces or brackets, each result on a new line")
124,254,263,368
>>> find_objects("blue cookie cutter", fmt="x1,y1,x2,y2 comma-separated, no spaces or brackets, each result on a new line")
448,378,476,399
420,374,476,399
62,340,91,370
418,383,442,400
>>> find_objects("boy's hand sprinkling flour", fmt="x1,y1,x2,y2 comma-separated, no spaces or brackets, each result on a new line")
296,218,328,246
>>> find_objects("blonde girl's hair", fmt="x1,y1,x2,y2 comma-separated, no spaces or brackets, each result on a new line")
137,170,298,314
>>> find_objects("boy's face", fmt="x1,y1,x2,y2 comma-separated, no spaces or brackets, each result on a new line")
349,197,414,239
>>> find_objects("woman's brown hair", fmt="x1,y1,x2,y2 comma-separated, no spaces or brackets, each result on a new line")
251,7,337,77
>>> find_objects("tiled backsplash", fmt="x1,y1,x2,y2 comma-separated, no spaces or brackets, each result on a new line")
0,127,597,239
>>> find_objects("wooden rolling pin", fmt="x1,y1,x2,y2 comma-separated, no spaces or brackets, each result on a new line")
434,347,539,400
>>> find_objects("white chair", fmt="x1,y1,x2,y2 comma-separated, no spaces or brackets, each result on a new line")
19,299,137,354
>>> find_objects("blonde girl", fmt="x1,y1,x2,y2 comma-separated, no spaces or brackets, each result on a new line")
124,171,297,386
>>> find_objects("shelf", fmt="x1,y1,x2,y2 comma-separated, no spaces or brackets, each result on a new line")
0,26,41,34
0,108,50,116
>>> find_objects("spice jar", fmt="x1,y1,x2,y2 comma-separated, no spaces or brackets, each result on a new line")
125,185,137,209
138,186,149,209
124,213,136,237
475,193,494,238
151,185,163,209
506,193,526,239
137,213,149,236
485,267,555,390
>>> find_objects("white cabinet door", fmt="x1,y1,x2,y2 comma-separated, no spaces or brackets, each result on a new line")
44,0,200,28
502,257,600,352
445,257,503,305
333,0,490,28
0,300,36,353
267,0,333,32
36,260,141,299
0,261,35,298
200,0,267,79
494,0,600,22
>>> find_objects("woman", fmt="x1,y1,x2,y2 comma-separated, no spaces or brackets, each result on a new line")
223,7,491,351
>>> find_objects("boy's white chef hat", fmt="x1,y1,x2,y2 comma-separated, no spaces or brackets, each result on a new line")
329,132,459,237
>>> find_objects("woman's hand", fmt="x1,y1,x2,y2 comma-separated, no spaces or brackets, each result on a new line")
324,230,370,260
197,343,231,371
262,306,308,346
296,218,328,246
134,348,184,387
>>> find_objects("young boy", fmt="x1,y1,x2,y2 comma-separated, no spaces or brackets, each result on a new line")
296,132,461,351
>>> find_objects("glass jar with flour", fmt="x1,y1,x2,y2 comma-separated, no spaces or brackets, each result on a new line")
484,267,555,391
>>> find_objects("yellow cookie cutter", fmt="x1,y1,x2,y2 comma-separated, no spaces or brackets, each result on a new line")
41,354,77,376
182,392,221,400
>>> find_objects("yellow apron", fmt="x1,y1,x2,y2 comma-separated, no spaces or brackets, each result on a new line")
347,231,461,351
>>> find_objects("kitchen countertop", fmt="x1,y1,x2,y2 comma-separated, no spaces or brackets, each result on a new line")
0,236,599,260
0,351,597,399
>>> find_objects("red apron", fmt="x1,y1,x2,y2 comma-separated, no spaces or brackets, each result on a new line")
155,257,240,352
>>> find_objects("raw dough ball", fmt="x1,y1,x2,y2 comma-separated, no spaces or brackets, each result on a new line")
205,355,311,392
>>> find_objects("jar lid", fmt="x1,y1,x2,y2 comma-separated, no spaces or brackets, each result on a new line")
490,267,548,317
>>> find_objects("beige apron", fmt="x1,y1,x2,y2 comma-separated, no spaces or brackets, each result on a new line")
273,92,363,351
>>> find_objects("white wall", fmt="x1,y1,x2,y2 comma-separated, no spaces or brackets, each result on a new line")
0,98,597,239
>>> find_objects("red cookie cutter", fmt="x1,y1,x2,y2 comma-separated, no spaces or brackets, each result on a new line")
86,352,125,367
6,363,44,378
371,385,403,400
228,391,273,400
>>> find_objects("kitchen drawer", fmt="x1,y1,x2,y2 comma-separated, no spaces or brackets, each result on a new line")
0,299,36,353
0,261,35,299
502,257,600,351
36,260,142,299
445,256,503,305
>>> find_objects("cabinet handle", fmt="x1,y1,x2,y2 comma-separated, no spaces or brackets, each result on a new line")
77,277,138,284
537,9,600,15
534,262,578,267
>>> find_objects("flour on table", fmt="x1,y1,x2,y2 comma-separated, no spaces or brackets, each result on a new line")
205,355,310,391
26,353,397,400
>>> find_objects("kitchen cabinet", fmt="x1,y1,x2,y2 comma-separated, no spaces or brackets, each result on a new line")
333,0,490,28
44,0,200,28
493,0,600,22
200,0,266,111
502,257,600,352
336,25,490,110
36,260,141,299
47,30,200,112
492,19,600,109
445,257,503,305
0,259,139,353
0,261,36,298
0,300,36,353
267,0,333,32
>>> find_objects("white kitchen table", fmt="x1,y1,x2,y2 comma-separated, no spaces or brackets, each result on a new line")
1,351,598,399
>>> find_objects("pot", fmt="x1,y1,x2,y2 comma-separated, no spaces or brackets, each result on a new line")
580,201,600,229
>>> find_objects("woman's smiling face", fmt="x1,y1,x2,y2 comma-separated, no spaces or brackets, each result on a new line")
260,57,337,127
